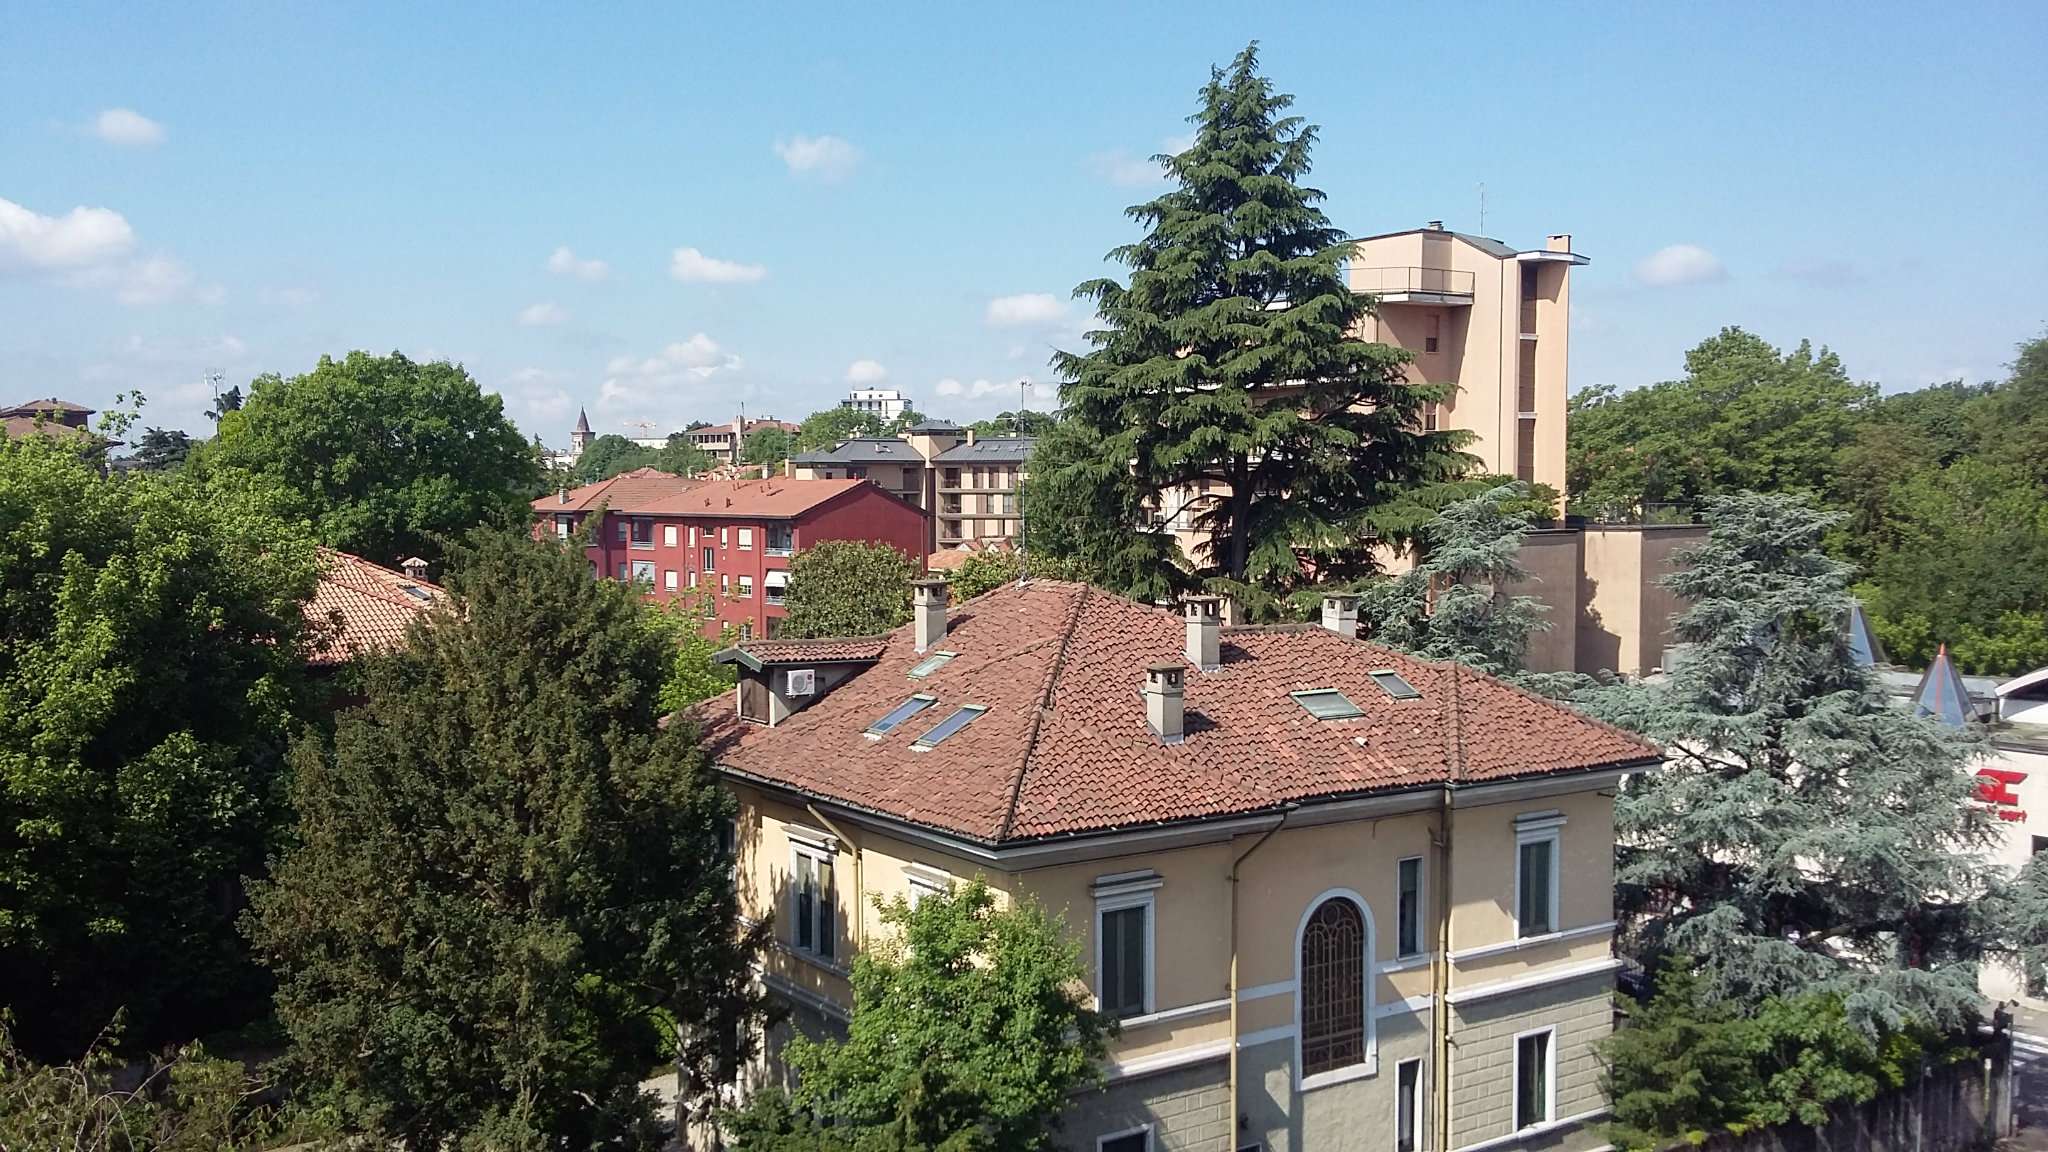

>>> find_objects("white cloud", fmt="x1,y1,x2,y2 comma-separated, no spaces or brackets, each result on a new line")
846,359,887,385
93,107,165,147
601,334,743,410
546,245,608,281
1634,244,1727,287
111,256,193,305
935,376,1035,401
518,301,568,327
0,197,136,269
934,377,964,397
985,292,1067,328
774,134,860,181
670,246,767,284
1088,134,1195,188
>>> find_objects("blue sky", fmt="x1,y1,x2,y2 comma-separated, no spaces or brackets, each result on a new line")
4,1,2044,447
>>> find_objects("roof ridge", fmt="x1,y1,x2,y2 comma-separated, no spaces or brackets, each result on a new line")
997,583,1090,842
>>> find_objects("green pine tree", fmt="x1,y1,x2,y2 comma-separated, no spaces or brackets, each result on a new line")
1579,494,2004,1033
1031,43,1471,604
247,531,768,1150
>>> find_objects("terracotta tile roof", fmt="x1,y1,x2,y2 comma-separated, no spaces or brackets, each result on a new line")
2,416,97,441
0,397,94,418
720,638,891,667
712,581,1659,844
305,548,446,666
534,468,701,514
926,539,1014,573
639,477,876,519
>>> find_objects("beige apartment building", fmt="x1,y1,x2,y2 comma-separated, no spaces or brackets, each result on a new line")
1347,223,1586,499
789,422,1033,556
693,579,1659,1152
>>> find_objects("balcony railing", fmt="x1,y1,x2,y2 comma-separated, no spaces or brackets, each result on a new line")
1351,266,1475,297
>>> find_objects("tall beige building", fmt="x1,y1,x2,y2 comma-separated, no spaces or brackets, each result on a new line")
1347,223,1588,499
789,421,1033,556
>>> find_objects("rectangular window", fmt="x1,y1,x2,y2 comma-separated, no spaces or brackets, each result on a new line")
739,527,754,550
1425,313,1440,354
1516,417,1537,484
720,574,729,593
766,525,794,554
1518,834,1557,938
1514,1029,1553,1129
629,559,654,585
736,575,753,599
663,525,678,547
689,570,698,589
866,694,937,736
554,514,572,539
664,569,678,591
720,527,729,548
1396,1058,1422,1152
688,525,697,547
942,467,960,488
792,849,835,960
701,548,715,572
1397,856,1423,958
1096,900,1150,1021
629,518,653,546
910,704,985,750
1099,1129,1150,1152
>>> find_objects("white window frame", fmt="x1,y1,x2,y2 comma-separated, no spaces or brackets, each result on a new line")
1096,1123,1152,1152
738,527,754,550
904,863,952,909
1394,1056,1424,1152
1512,1024,1557,1130
664,569,678,591
720,526,729,547
788,831,839,963
1514,813,1566,939
1294,886,1377,1091
737,574,754,599
1092,872,1158,1021
688,525,697,547
1395,855,1425,960
663,525,678,547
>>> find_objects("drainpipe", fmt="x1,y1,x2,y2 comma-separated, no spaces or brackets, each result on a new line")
1229,806,1294,1146
805,803,864,951
1433,787,1456,1151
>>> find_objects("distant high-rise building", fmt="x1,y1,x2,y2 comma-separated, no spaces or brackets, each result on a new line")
841,388,911,422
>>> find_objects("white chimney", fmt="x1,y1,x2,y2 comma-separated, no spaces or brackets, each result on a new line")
1183,595,1221,671
400,556,430,582
912,577,950,653
1144,662,1185,744
558,487,569,505
1320,592,1359,638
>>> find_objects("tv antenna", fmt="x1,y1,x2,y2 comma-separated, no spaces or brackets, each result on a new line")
1478,182,1487,235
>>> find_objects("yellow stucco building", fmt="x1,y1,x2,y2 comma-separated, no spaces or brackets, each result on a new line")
695,578,1657,1152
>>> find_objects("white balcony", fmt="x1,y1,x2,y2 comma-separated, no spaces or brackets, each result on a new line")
1350,266,1475,306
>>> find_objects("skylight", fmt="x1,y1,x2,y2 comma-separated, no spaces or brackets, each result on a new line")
910,705,987,751
1368,670,1421,700
908,651,957,679
1291,689,1364,720
399,585,434,602
866,694,937,737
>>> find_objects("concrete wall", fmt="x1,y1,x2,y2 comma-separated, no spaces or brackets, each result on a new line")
1980,742,2048,1007
1446,976,1611,1152
1514,531,1583,675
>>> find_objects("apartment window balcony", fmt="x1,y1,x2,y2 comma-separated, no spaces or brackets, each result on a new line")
1351,266,1474,304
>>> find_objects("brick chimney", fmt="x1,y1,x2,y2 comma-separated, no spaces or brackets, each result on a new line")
1144,662,1185,744
912,577,950,653
1320,593,1359,638
1546,234,1573,253
400,556,430,582
1183,595,1221,671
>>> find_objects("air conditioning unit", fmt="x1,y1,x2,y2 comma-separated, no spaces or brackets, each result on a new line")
786,668,815,697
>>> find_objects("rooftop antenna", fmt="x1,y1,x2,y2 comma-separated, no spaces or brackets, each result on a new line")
1014,380,1031,584
1477,183,1487,235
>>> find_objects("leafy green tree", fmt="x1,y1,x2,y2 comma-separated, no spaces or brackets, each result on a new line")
796,407,886,451
1034,44,1468,603
1577,494,2003,1033
0,438,318,1058
888,408,931,434
656,592,739,712
128,427,193,472
945,550,1082,602
575,433,659,483
743,425,798,465
966,411,1055,439
247,531,767,1150
204,385,242,423
657,433,716,477
727,881,1108,1152
195,352,541,568
780,540,916,638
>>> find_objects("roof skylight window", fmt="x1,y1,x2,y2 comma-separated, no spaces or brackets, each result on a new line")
910,704,987,751
866,694,937,737
1290,689,1364,720
908,651,958,679
1368,670,1421,700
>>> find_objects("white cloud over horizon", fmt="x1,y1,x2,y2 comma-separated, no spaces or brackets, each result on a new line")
670,246,767,283
845,358,887,384
1088,133,1195,188
774,134,860,181
545,245,609,281
93,107,165,147
1635,244,1727,287
985,292,1066,328
0,197,136,269
517,301,568,327
600,334,744,413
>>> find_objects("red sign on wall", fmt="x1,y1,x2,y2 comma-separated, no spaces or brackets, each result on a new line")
1975,767,2029,822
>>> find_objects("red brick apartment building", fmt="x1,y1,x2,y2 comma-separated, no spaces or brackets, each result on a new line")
534,469,927,639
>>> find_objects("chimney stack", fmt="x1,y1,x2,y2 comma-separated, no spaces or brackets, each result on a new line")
1183,595,1221,670
1144,663,1185,744
1426,220,1445,231
400,556,430,582
1320,593,1359,638
911,577,950,653
558,487,569,505
965,428,977,447
1546,234,1573,253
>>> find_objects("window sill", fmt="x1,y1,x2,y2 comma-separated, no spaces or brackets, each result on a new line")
1299,1057,1377,1092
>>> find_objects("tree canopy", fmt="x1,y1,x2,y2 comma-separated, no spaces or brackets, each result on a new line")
966,411,1055,439
779,540,916,638
0,437,318,1058
796,407,886,451
575,433,659,483
726,881,1108,1152
1029,43,1470,606
743,425,798,465
128,427,193,472
247,530,766,1149
195,352,541,568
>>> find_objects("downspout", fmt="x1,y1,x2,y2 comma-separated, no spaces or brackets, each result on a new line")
1433,787,1456,1152
805,803,864,951
1229,806,1294,1146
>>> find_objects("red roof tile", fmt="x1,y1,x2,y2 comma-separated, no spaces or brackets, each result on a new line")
305,549,446,665
711,581,1658,844
723,638,891,666
535,468,701,514
640,477,876,519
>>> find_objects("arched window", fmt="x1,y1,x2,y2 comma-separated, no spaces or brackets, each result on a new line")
1300,897,1367,1077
